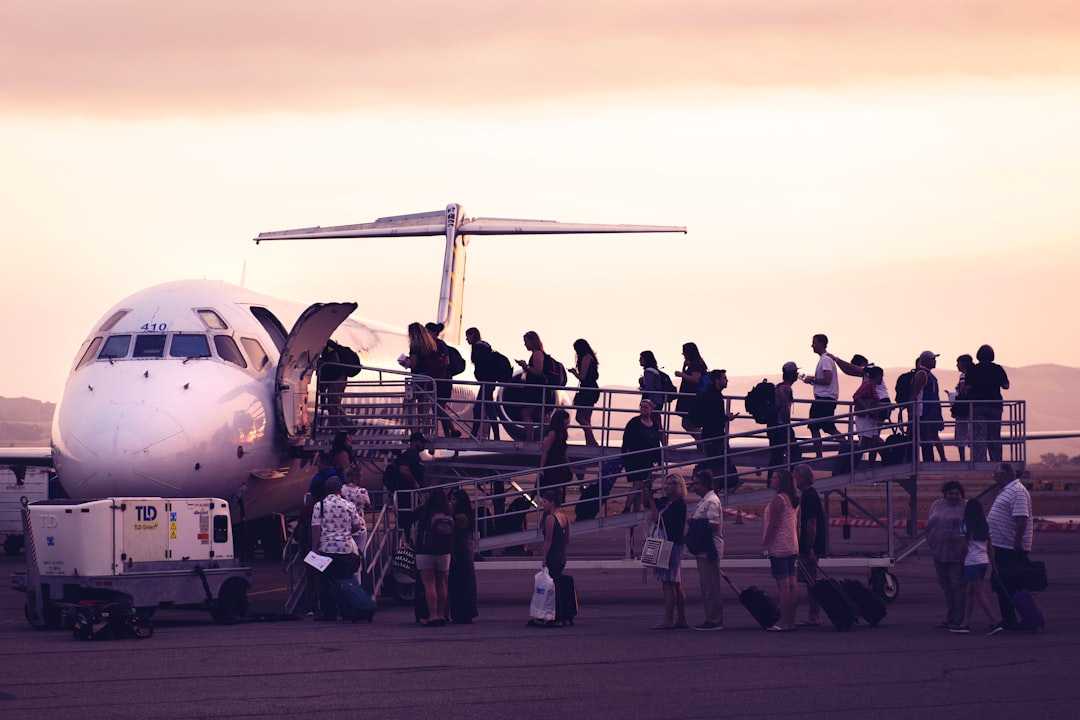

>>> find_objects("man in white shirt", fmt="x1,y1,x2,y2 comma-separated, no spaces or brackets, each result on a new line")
986,463,1033,629
689,468,725,630
803,334,840,458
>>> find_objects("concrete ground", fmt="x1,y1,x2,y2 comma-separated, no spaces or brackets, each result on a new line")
1,521,1077,720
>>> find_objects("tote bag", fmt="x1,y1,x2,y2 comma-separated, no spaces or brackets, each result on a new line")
640,517,674,569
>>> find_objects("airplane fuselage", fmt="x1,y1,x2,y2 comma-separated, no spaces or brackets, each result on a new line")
51,279,405,519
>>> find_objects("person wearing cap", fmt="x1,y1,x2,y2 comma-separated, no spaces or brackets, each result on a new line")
802,334,840,458
311,477,362,621
910,351,947,462
767,362,800,476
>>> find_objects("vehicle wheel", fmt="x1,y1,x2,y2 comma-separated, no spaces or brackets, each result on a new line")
869,569,900,604
4,534,23,555
211,577,250,624
393,580,416,605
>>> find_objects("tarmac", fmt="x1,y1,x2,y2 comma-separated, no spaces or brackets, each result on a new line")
1,520,1078,720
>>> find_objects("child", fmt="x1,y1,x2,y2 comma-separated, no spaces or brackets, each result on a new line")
951,499,1004,635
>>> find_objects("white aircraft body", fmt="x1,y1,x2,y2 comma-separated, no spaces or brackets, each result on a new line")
31,204,685,533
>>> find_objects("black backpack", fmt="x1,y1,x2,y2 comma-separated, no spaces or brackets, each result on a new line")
657,369,677,395
489,351,513,382
744,379,778,424
544,354,568,386
446,346,467,377
894,369,917,404
335,343,361,377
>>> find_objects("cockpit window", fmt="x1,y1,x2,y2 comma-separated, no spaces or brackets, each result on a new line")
99,310,129,333
133,334,167,358
75,337,104,372
170,334,212,359
240,337,270,372
214,335,247,368
100,335,131,359
197,309,228,330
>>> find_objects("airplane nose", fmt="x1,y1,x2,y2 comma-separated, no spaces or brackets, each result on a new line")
56,401,191,497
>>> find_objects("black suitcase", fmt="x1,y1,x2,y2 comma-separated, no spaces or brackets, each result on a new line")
334,578,377,623
720,571,781,629
997,559,1048,593
881,431,911,466
554,574,578,626
840,578,886,626
575,483,601,521
798,561,858,631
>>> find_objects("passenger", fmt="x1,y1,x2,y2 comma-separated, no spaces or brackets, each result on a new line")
986,463,1032,630
643,473,688,629
329,431,353,463
910,351,947,462
620,398,667,514
952,499,1003,635
539,409,572,503
853,366,885,462
527,489,571,628
386,432,427,538
310,477,362,621
762,468,799,632
802,334,840,458
689,370,737,490
516,330,549,442
793,464,824,627
688,468,724,631
967,345,1011,463
951,354,974,462
413,486,453,627
674,342,707,437
341,464,370,557
425,321,461,438
638,350,667,409
400,321,444,435
466,327,503,440
767,362,800,476
448,488,479,624
926,480,967,629
318,340,350,430
568,339,600,447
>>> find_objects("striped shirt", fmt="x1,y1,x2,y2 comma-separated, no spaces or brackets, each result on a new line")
987,480,1033,551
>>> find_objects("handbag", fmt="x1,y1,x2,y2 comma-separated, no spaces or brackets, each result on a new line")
392,543,417,578
640,517,675,569
530,567,557,621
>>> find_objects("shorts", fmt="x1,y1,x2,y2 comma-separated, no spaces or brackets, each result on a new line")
809,400,838,431
415,553,451,572
964,563,988,582
769,555,798,580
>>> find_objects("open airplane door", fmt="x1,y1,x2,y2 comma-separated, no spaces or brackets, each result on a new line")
274,302,358,445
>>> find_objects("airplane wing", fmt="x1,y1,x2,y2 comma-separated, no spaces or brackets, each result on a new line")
0,448,53,468
254,205,685,242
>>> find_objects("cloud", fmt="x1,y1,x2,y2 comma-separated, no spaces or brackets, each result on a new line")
3,1,1080,117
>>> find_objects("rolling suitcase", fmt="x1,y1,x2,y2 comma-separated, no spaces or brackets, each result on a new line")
840,578,887,626
554,574,578,626
995,575,1046,632
334,578,377,623
799,561,858,631
720,570,781,630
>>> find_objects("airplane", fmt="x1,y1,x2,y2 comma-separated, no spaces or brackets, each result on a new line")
5,204,686,551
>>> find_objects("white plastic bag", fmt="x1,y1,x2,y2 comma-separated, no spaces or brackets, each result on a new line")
530,567,557,621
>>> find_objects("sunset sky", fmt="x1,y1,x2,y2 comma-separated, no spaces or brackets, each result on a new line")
3,1,1079,403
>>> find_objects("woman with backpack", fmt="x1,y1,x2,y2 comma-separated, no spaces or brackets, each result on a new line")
413,487,454,626
517,330,549,442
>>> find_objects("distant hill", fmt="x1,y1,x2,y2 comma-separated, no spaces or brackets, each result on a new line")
0,396,54,447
